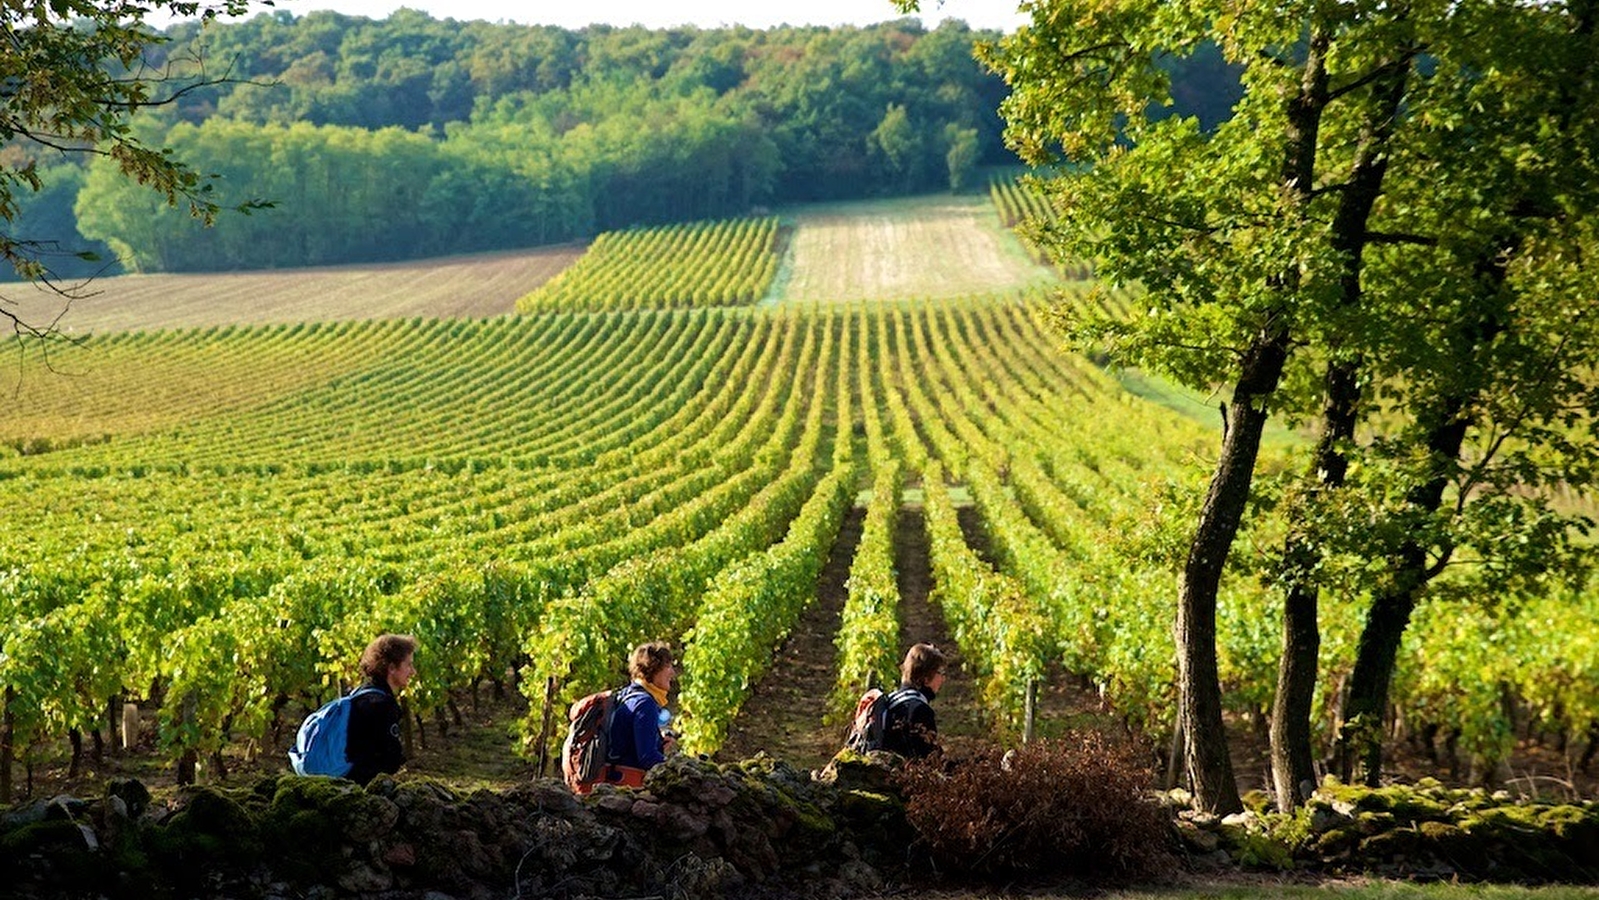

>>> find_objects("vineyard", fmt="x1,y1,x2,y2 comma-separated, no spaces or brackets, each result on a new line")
989,174,1095,281
514,217,781,312
774,195,1056,301
0,296,1596,799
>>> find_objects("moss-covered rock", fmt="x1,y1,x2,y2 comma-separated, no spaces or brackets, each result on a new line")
1217,822,1294,870
147,785,264,870
1315,781,1452,822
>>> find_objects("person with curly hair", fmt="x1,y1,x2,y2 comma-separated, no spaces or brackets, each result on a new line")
600,641,679,787
345,633,417,786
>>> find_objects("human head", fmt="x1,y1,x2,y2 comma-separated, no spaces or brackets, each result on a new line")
629,641,676,688
901,643,946,690
361,634,418,685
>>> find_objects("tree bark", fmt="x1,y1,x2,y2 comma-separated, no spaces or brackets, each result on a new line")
1179,322,1288,816
1270,49,1411,811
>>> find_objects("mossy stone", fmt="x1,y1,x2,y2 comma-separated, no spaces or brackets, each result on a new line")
1416,820,1476,864
149,787,264,871
1355,810,1397,835
1312,825,1362,857
106,778,152,820
1359,826,1422,860
1220,827,1294,870
1538,804,1599,868
1241,789,1274,815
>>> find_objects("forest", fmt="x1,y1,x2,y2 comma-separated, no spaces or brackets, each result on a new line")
6,10,1241,277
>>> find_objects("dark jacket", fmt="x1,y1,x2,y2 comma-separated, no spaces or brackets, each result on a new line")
882,684,938,759
606,683,667,771
345,678,404,785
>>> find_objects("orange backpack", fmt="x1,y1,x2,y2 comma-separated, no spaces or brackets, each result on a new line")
561,688,620,792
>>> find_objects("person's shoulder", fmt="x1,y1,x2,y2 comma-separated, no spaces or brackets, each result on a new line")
889,686,928,705
618,684,654,710
351,684,397,709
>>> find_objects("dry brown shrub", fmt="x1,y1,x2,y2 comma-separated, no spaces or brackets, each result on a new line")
896,731,1172,881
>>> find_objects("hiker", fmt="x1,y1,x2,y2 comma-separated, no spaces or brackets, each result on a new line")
601,641,679,788
345,633,416,786
883,643,945,759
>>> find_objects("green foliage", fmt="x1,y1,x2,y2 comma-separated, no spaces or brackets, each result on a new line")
516,217,780,312
0,0,256,306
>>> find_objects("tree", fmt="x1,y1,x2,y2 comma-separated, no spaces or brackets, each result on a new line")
1,0,262,334
899,0,1599,813
943,123,978,192
870,102,923,192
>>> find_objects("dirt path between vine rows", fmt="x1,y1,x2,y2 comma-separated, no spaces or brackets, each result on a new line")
898,506,987,754
714,506,866,771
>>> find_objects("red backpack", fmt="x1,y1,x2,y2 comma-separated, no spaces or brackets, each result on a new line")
844,688,890,752
844,687,922,753
562,688,621,792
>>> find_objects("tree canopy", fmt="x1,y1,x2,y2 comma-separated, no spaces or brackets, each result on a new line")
936,0,1599,812
1,0,267,310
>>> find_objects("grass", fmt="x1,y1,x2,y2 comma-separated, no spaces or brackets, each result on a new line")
772,193,1057,302
1110,365,1305,450
1100,886,1599,900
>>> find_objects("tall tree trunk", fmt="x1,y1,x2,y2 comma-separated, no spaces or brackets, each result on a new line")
1338,248,1506,784
1179,323,1288,816
1270,50,1412,811
1177,24,1332,818
1338,415,1467,785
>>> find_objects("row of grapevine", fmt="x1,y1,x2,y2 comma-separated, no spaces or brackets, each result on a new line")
827,308,905,721
988,175,1092,280
677,327,859,751
515,217,781,312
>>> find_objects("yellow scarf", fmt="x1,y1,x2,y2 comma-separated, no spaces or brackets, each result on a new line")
635,679,669,708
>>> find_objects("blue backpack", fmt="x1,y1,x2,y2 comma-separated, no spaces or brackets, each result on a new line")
289,685,384,777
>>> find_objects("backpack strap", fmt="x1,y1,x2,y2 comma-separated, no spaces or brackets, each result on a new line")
885,687,928,711
603,684,636,763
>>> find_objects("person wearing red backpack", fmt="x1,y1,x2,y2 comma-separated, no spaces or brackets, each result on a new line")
598,641,679,788
345,633,417,786
882,643,946,760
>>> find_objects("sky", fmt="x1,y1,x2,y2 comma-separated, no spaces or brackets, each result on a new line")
195,0,1030,32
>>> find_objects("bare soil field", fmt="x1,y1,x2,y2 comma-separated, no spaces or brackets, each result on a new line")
772,194,1056,302
4,243,584,334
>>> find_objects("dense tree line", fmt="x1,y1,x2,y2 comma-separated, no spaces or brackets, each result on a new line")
15,10,1240,274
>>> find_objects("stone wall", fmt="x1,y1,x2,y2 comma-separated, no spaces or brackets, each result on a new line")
6,754,1599,899
0,754,903,900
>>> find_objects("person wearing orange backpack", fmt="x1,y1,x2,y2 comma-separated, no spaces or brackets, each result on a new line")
597,641,679,788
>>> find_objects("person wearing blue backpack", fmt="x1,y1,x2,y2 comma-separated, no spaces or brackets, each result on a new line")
345,633,417,785
598,641,679,788
289,633,416,783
